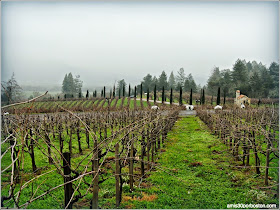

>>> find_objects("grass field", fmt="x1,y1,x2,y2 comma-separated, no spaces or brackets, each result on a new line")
115,116,278,209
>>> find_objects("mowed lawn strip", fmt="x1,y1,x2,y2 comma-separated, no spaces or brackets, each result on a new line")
124,116,278,209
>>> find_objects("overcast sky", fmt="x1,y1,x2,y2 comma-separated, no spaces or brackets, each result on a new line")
1,0,279,89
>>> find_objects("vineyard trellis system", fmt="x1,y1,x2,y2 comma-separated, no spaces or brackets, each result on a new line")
197,108,279,191
1,107,179,208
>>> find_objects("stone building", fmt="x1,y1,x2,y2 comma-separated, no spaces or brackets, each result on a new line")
234,90,250,106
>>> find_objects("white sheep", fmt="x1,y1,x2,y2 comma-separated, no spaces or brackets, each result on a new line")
241,104,245,109
3,112,9,115
151,105,159,110
185,105,194,110
214,105,223,110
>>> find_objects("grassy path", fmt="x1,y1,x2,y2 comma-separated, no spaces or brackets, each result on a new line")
121,116,278,209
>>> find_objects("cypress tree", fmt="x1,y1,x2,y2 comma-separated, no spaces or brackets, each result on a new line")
162,86,165,104
110,89,112,99
211,95,213,105
79,91,82,98
113,86,115,98
147,88,149,102
223,90,226,105
118,88,121,98
190,89,193,105
86,90,89,98
202,89,205,105
101,90,103,98
128,84,131,97
64,94,66,99
95,90,97,98
154,85,157,103
103,86,106,98
123,85,125,97
200,89,202,105
217,87,221,105
140,83,143,100
179,86,182,105
134,86,137,98
170,88,173,105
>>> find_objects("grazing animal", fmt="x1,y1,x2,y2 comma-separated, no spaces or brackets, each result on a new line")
151,105,159,110
214,105,223,110
185,105,194,110
241,103,245,109
3,112,9,115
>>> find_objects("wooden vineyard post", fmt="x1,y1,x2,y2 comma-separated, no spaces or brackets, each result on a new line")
251,131,260,174
59,124,63,155
246,132,250,167
76,122,82,154
92,140,99,209
141,132,145,177
151,137,154,164
69,126,72,156
157,132,161,150
86,128,90,148
265,141,271,185
63,152,73,209
45,133,53,164
29,129,37,172
129,138,134,192
147,129,150,171
115,143,121,207
9,135,19,183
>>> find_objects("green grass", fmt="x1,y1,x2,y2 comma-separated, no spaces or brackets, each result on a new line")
119,116,278,209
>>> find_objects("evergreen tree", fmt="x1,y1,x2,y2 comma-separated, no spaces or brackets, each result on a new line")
168,71,176,90
103,86,106,98
175,82,181,91
151,76,158,89
184,73,197,92
142,74,153,92
158,71,168,90
116,79,126,97
176,68,186,87
147,88,149,102
128,84,131,96
86,90,89,98
232,59,247,86
179,86,183,105
207,67,221,96
249,72,261,98
1,73,22,104
134,86,137,98
123,85,125,97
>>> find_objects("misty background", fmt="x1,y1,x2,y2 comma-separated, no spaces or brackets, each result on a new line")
1,1,279,94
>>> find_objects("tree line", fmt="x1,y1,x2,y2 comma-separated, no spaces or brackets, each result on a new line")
207,59,279,98
1,59,278,106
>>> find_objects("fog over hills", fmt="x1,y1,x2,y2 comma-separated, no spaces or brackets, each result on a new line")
1,1,278,92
